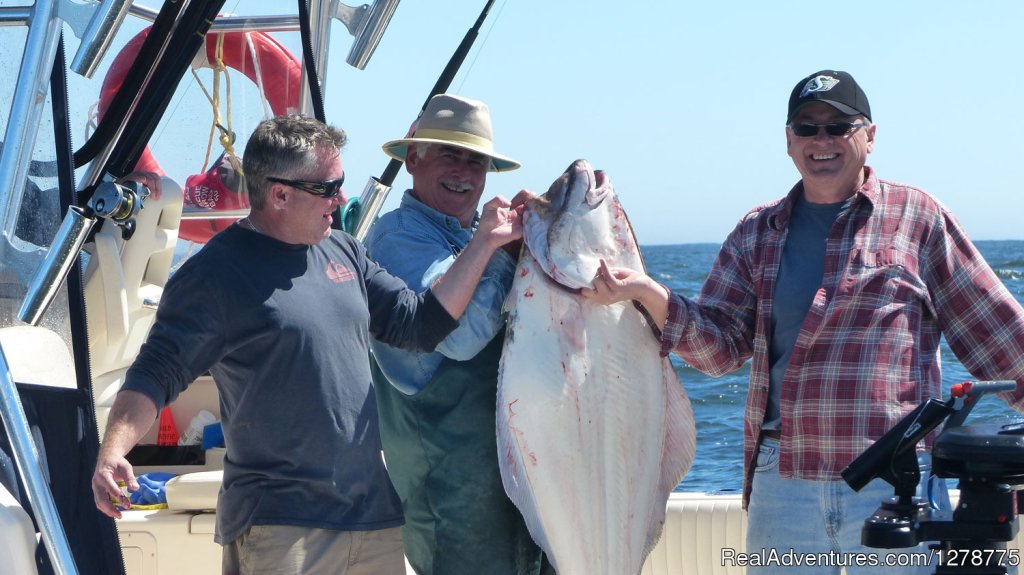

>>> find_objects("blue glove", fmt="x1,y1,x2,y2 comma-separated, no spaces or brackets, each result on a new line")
129,472,177,505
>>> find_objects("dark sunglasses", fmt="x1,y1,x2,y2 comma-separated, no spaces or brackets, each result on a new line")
788,122,868,138
267,173,345,199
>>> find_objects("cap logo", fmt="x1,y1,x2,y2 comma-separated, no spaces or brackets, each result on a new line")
800,75,840,98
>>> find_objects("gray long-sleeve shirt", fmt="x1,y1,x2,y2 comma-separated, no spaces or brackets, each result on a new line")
123,224,457,544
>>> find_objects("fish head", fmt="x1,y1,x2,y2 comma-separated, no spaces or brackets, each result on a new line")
524,159,622,290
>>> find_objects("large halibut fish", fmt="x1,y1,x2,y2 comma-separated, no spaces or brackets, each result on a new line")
497,159,697,574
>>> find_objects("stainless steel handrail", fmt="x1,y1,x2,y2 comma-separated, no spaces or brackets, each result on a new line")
179,207,250,220
129,4,303,33
1,5,90,568
0,7,31,26
299,0,333,117
18,207,96,326
0,0,62,241
0,343,79,575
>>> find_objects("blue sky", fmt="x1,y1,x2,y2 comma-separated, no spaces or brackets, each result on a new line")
9,0,1024,245
320,1,1024,245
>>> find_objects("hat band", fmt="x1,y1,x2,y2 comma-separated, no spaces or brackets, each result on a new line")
413,128,495,154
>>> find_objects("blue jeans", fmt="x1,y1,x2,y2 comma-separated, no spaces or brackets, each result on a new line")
746,438,948,575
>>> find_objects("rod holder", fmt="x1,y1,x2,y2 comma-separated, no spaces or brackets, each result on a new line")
70,0,133,78
338,0,400,70
350,176,390,241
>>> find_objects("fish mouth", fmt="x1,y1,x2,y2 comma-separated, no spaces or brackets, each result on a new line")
565,159,609,211
589,170,609,207
522,158,621,290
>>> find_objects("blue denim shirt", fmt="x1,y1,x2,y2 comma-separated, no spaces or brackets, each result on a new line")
366,190,517,394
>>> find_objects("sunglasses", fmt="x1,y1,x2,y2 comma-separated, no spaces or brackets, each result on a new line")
267,173,346,199
787,122,868,138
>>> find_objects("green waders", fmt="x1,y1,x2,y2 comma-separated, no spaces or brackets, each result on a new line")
372,333,552,575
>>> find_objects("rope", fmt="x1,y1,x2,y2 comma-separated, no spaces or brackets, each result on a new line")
191,33,243,176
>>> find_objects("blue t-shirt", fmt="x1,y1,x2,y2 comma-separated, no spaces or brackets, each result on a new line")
765,194,848,429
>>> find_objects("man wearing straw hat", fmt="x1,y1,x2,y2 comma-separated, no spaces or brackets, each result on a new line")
367,94,551,574
91,114,527,575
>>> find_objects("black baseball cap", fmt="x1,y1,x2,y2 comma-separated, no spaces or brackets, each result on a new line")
787,70,871,123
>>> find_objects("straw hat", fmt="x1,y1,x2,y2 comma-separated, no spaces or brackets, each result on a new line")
382,93,520,172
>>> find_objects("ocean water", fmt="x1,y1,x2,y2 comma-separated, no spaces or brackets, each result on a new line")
641,240,1024,493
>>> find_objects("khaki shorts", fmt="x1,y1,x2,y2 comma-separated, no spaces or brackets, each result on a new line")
222,524,405,575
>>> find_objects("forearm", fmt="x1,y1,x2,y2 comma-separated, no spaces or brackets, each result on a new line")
100,389,159,458
435,249,516,358
430,194,523,318
431,233,500,319
664,293,755,375
634,276,671,330
585,262,671,331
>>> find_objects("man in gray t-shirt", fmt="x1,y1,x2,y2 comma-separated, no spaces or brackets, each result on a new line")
90,115,526,575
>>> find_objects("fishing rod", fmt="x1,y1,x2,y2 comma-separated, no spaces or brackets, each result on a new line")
342,0,496,240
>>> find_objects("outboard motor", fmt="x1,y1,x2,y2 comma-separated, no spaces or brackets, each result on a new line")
842,381,1024,574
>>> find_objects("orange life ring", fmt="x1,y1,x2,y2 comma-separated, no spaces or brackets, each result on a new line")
99,26,302,243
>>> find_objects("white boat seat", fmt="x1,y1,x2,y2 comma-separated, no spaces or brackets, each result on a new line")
165,470,221,511
0,482,38,575
85,177,183,438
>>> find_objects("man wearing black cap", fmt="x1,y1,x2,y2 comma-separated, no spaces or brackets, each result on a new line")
784,70,874,205
582,69,1024,573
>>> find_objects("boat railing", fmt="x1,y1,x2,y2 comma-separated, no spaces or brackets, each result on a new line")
179,207,251,220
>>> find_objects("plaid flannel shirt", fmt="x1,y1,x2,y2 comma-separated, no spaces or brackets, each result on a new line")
659,166,1024,507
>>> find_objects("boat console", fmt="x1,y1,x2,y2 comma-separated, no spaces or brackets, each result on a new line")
843,381,1024,574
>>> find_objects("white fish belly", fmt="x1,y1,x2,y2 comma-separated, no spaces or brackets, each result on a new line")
498,251,696,575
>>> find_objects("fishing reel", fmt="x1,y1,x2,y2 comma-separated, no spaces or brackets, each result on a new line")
18,177,153,324
88,179,150,240
841,381,1024,574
